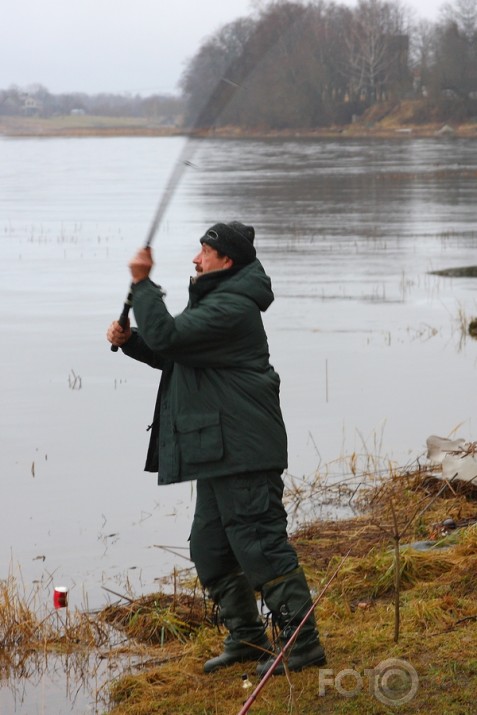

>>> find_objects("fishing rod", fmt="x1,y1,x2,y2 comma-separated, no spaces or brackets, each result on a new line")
109,78,248,353
110,60,252,354
110,7,310,352
110,141,198,352
237,550,350,715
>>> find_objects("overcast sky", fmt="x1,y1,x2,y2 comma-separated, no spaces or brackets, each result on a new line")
2,0,449,96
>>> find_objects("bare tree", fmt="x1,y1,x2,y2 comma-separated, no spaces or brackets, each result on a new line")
344,0,411,104
430,1,477,101
409,19,438,96
441,0,477,39
180,2,317,130
179,16,257,127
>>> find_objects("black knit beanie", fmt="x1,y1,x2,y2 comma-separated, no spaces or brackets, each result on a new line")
200,221,256,266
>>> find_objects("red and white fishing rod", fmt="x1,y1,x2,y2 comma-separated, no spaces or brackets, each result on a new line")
237,552,350,715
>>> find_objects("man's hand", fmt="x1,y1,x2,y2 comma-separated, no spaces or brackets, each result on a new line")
129,247,153,283
107,319,131,347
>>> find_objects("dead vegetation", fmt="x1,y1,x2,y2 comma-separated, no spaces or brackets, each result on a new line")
2,465,477,714
99,587,206,646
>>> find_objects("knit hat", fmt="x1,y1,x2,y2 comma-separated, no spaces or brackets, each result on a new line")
200,221,256,266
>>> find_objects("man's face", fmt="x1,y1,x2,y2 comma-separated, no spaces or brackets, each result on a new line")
193,243,232,274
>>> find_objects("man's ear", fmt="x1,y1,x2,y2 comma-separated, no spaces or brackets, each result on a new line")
223,256,234,270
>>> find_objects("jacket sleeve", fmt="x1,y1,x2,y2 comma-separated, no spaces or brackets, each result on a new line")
120,328,166,370
131,278,262,368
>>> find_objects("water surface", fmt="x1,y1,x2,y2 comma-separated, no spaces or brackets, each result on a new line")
1,134,476,712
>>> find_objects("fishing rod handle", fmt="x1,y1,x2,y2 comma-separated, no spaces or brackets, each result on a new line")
110,289,132,352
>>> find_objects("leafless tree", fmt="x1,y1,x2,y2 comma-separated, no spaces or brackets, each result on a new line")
409,19,438,96
430,0,477,101
343,0,411,104
179,16,257,127
441,0,477,39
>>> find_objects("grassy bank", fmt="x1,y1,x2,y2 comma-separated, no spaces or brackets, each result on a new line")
0,115,183,137
2,100,477,138
2,465,477,714
103,469,477,715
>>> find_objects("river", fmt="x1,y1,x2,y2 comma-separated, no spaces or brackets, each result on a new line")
1,134,476,713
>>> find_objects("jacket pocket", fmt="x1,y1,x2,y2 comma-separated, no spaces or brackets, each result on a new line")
175,411,224,464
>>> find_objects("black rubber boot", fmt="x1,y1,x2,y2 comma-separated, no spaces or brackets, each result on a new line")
256,567,326,677
203,571,272,674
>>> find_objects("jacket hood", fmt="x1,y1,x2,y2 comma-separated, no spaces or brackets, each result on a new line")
190,259,274,312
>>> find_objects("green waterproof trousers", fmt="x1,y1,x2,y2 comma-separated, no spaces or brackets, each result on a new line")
190,470,298,590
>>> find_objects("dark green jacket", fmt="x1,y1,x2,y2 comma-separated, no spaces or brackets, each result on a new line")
121,258,288,485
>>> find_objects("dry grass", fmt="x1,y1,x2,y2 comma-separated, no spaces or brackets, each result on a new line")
2,468,477,714
0,115,183,137
0,573,111,656
99,587,207,645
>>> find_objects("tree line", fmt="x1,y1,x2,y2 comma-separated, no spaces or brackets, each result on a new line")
180,0,477,129
2,0,477,129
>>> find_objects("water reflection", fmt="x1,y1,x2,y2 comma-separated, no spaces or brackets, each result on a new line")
0,648,135,715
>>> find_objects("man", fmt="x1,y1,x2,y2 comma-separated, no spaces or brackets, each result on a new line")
106,221,326,676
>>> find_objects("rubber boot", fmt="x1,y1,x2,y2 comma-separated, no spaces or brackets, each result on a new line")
256,567,326,677
203,571,272,674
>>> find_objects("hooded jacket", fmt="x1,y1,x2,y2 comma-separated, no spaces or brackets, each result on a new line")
121,258,288,485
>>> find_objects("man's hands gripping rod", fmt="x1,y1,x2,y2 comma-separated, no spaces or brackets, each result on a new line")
107,247,154,351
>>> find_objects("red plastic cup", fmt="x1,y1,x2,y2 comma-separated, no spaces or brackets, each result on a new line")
53,586,68,609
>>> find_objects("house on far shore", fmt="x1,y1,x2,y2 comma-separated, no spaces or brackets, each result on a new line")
70,108,86,116
22,94,42,116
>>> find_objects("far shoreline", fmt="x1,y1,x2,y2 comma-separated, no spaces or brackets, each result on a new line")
2,114,477,140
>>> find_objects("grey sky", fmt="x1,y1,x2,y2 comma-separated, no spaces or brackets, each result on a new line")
2,0,447,96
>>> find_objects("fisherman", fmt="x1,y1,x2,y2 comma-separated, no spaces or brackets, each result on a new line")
106,221,326,676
